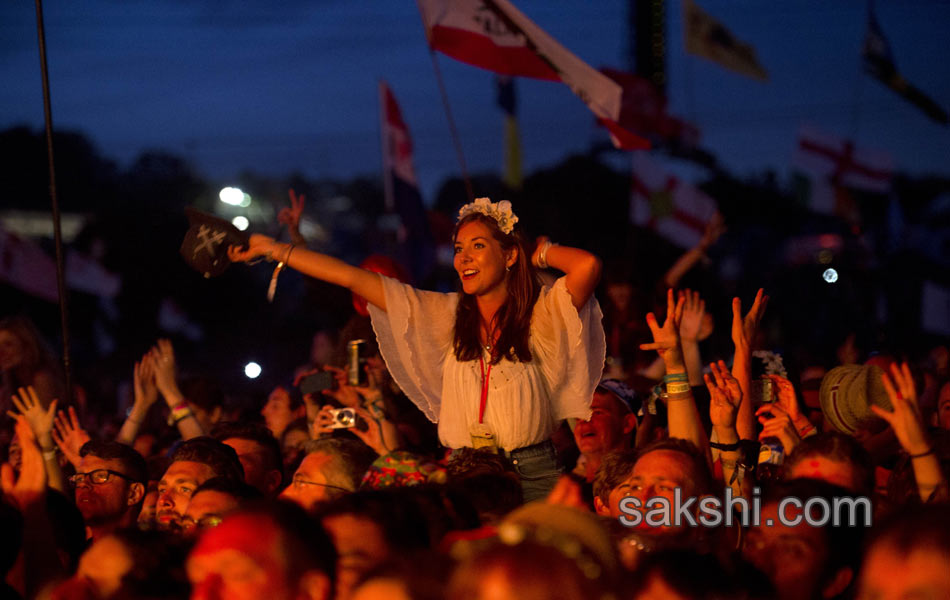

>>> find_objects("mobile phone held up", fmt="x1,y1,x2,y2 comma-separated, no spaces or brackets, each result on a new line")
298,371,335,396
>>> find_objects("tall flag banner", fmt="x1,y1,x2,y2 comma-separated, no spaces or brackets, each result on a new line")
792,126,892,220
0,225,58,302
600,67,700,148
630,152,718,249
683,0,768,81
495,76,523,190
794,127,893,194
417,0,649,149
379,81,435,283
862,7,948,125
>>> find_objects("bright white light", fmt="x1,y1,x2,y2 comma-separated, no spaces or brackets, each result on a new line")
219,187,244,206
232,216,249,231
823,268,839,283
240,193,252,208
244,362,262,379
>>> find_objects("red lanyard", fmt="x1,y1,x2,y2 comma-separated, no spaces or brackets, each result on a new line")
478,355,491,423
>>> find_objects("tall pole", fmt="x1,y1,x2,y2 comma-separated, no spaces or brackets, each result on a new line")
34,0,72,403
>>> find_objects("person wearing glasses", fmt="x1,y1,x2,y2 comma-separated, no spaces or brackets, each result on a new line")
71,440,148,541
280,438,376,512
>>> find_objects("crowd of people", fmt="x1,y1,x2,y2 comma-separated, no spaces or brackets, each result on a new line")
1,196,949,600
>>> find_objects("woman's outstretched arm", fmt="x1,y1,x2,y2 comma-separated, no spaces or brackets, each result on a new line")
229,234,387,311
532,236,602,309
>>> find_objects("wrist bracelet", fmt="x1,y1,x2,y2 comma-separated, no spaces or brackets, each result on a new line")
536,241,557,269
909,448,935,459
663,372,688,383
666,382,691,395
42,449,57,460
710,440,740,451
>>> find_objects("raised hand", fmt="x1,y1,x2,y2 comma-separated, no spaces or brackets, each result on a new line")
150,339,179,401
731,288,768,354
706,361,741,431
639,289,686,372
227,233,278,264
52,406,90,469
7,386,57,449
678,289,706,343
1,416,48,508
756,401,800,454
278,189,305,230
134,355,159,409
874,362,931,456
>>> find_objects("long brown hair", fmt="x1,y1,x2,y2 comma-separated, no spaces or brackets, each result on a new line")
452,213,540,365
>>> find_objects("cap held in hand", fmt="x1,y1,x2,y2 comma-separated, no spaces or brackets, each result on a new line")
180,208,249,278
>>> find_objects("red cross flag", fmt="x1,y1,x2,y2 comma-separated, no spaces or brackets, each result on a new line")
630,152,718,248
794,127,893,194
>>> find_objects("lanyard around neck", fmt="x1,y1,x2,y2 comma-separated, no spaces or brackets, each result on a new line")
478,354,491,424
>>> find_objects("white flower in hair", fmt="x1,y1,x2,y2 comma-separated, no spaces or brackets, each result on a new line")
457,197,519,235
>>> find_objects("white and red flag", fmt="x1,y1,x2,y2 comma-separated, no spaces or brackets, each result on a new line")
379,81,435,283
417,0,649,150
630,152,718,248
794,127,893,194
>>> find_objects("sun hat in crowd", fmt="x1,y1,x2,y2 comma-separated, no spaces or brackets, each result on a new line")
819,364,892,435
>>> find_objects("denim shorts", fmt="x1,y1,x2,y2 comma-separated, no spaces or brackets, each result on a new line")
503,439,562,503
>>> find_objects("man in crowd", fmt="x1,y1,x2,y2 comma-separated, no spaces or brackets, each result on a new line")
187,503,337,600
72,440,148,541
180,476,262,537
156,437,244,531
572,379,639,482
213,421,285,496
280,438,376,512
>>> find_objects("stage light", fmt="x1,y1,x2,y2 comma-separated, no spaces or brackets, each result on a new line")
219,187,244,206
232,216,249,231
244,362,262,379
822,268,838,283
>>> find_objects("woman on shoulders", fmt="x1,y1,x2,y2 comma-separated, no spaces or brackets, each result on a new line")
230,198,605,501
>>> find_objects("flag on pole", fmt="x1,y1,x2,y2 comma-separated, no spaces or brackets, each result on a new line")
379,81,435,283
794,127,893,195
862,7,948,125
630,152,718,248
683,0,768,81
0,225,58,302
495,76,522,190
600,67,700,149
417,0,649,150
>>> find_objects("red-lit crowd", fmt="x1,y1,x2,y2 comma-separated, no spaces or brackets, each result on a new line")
1,197,949,600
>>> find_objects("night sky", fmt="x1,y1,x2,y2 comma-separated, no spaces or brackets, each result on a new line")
2,0,949,200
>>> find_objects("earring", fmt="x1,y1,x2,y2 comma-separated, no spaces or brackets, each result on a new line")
506,264,511,272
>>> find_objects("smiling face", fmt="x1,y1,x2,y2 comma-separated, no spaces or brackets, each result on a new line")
573,391,634,457
453,219,515,298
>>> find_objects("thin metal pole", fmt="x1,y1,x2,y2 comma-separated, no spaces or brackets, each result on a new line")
428,51,474,202
34,0,72,403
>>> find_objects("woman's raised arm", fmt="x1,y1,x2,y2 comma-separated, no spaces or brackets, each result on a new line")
532,236,602,309
229,234,387,311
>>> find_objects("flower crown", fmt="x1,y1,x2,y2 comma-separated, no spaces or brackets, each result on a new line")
457,197,519,235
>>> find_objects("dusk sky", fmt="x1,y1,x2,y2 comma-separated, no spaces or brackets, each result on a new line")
3,0,949,201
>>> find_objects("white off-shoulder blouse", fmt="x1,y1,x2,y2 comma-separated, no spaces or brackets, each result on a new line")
368,275,606,451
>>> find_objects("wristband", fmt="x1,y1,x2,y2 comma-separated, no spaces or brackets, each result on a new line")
665,382,691,395
909,448,934,459
42,449,57,460
267,244,294,303
663,372,688,383
536,241,557,269
167,403,192,426
710,440,740,451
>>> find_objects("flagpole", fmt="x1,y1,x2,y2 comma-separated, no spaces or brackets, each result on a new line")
33,0,73,404
378,81,396,212
427,51,475,203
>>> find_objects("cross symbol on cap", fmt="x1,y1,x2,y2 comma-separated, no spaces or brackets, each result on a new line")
193,225,227,258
